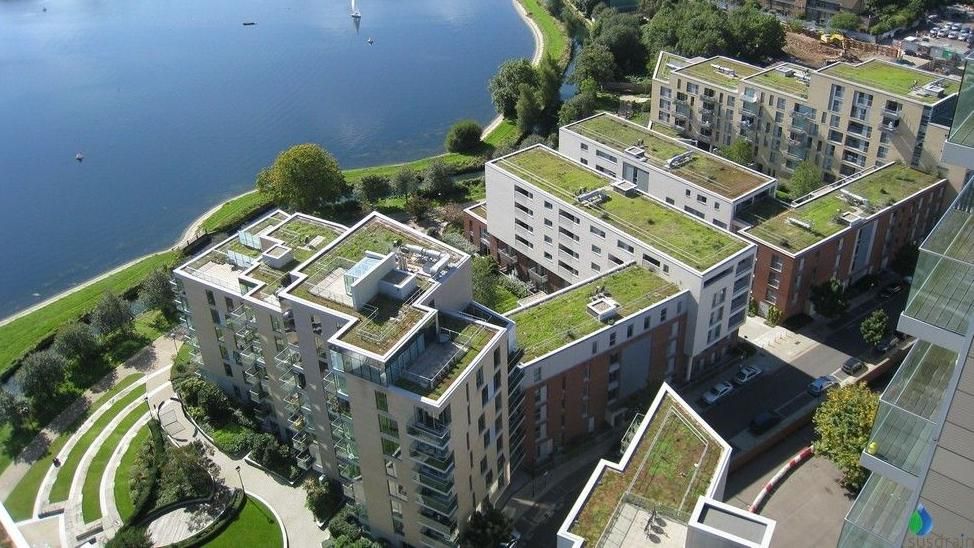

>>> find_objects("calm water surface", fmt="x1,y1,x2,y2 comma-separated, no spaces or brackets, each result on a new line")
0,0,532,316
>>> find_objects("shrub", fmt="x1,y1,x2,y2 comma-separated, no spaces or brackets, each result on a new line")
251,433,296,478
498,273,531,298
52,322,100,362
305,477,342,522
445,120,484,153
106,525,151,548
765,305,781,327
440,232,478,255
328,506,362,541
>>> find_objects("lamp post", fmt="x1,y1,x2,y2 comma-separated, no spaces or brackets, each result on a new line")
236,465,245,494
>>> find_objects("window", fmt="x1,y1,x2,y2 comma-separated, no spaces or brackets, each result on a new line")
514,185,533,198
592,341,599,354
480,457,488,474
387,479,407,499
544,218,553,227
644,316,651,329
481,386,489,405
478,414,486,433
580,143,588,151
494,370,502,391
558,261,578,276
683,205,704,219
544,235,552,244
609,332,617,346
514,218,533,232
712,219,727,229
626,324,633,338
476,368,484,388
591,262,601,272
544,251,552,260
591,244,602,255
559,210,579,224
514,202,533,216
617,240,634,253
596,149,618,162
687,83,699,94
544,201,553,209
375,391,388,412
514,234,533,248
590,225,606,238
206,290,215,306
665,197,675,205
643,254,660,267
685,189,692,197
210,308,222,325
379,415,399,437
382,438,401,458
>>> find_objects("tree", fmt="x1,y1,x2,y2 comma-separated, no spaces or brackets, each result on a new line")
423,160,455,196
720,138,754,166
829,11,860,31
460,504,512,548
536,55,563,113
106,526,152,548
765,304,781,327
545,0,565,18
157,441,216,504
445,120,484,153
488,58,538,119
305,477,342,522
813,383,879,492
328,506,363,541
789,160,824,198
358,174,391,203
91,292,133,336
52,322,99,362
810,278,849,318
590,10,647,76
405,195,433,221
139,268,175,318
860,309,889,347
726,2,786,61
515,83,542,134
255,143,349,212
570,43,616,86
392,167,420,196
17,350,66,405
558,90,597,126
0,392,28,434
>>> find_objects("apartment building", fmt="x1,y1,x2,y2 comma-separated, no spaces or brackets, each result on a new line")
174,211,521,547
477,144,757,380
737,162,946,320
651,52,959,184
758,0,865,23
558,113,778,230
556,384,776,548
504,263,690,464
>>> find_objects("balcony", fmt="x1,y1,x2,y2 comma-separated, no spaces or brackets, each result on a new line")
528,266,548,285
296,451,313,470
285,392,311,414
274,344,302,374
335,439,360,462
509,406,526,434
418,511,458,539
421,528,456,548
228,305,256,332
882,108,900,119
407,421,451,450
280,370,299,396
674,108,690,119
864,341,957,479
288,411,308,431
497,247,518,266
239,350,264,368
509,386,525,411
508,364,524,389
248,384,266,404
880,121,898,133
292,431,311,451
415,468,455,496
244,366,262,385
785,146,808,161
838,474,914,547
338,461,361,482
410,445,455,474
417,489,458,517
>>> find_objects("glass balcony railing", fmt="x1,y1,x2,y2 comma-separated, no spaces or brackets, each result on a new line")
418,489,458,517
414,469,455,495
947,59,974,149
296,451,313,470
866,341,957,477
838,474,914,547
904,180,974,337
418,511,458,539
274,344,302,374
407,421,451,449
292,431,311,451
420,528,456,548
410,446,455,474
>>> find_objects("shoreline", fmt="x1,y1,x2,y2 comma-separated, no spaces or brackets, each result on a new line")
0,0,548,328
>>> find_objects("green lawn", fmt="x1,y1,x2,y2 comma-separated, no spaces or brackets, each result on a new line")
822,60,960,103
0,252,179,377
2,374,143,520
200,191,274,235
81,402,149,523
112,424,150,522
518,0,570,66
205,497,283,548
49,384,147,503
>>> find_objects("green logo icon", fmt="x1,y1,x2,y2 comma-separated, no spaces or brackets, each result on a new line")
908,504,933,537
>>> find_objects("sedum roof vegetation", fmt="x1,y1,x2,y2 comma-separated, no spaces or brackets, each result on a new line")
821,59,960,103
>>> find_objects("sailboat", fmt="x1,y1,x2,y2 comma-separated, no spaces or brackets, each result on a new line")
350,0,361,19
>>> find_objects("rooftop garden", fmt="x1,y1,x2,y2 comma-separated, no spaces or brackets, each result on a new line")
266,216,343,262
748,66,809,98
821,60,960,103
395,314,497,399
742,163,941,252
245,211,289,236
570,395,722,544
655,52,687,82
570,115,770,198
498,146,609,197
335,294,429,355
509,266,678,362
676,57,761,90
470,203,488,221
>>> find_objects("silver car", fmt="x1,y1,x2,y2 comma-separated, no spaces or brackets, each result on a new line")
808,375,840,397
703,381,734,405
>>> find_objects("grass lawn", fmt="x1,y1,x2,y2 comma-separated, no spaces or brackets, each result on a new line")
484,120,521,149
0,251,179,378
200,191,274,234
81,402,149,523
822,59,959,103
49,384,147,503
112,424,150,522
2,374,143,520
205,497,283,548
518,0,570,66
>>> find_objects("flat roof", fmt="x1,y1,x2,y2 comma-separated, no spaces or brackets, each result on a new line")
495,146,749,271
741,163,942,253
265,216,344,262
655,51,689,82
508,265,679,362
470,203,487,221
698,504,770,543
674,56,762,91
819,59,960,103
745,64,811,99
567,114,773,199
567,389,725,545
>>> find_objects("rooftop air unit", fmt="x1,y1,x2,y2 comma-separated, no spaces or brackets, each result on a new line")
787,217,812,230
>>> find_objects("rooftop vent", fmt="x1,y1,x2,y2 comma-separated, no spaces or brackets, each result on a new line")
839,189,870,208
666,61,683,71
576,188,608,206
838,210,865,226
587,296,620,322
712,63,737,77
786,217,812,230
666,152,694,169
625,144,646,159
795,71,811,84
774,66,795,77
611,179,638,196
914,78,947,98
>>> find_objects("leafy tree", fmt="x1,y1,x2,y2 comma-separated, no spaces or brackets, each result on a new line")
139,268,175,318
537,55,563,114
305,477,342,523
765,304,781,327
726,2,786,61
17,350,66,405
0,392,28,434
358,174,391,203
789,160,824,198
786,17,807,32
250,433,292,473
545,0,565,18
515,83,542,134
256,143,349,212
445,120,484,153
811,278,849,318
813,383,878,492
440,203,468,229
157,441,216,505
590,10,647,76
179,377,233,425
574,0,603,16
423,160,455,196
570,43,617,86
334,537,383,548
472,256,502,309
392,167,420,196
558,90,597,126
406,195,433,221
53,322,100,362
860,309,889,347
106,526,152,548
460,504,512,548
829,11,860,31
91,292,133,336
890,243,919,277
720,138,754,166
488,58,538,119
328,506,363,541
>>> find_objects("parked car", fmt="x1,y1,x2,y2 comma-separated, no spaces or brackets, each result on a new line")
949,31,958,39
749,411,783,435
842,357,865,375
733,364,763,386
703,381,734,405
879,283,903,299
808,375,840,396
876,337,896,353
500,530,522,548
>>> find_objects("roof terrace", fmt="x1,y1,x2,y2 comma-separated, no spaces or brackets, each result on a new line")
265,216,344,262
508,266,679,362
567,114,772,199
741,163,942,254
746,64,811,99
496,147,749,270
675,57,762,91
820,59,960,103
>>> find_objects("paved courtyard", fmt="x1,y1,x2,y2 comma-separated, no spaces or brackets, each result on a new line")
600,504,687,548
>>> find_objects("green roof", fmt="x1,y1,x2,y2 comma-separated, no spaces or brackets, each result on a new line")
747,65,810,99
675,57,762,91
497,147,749,270
470,203,487,221
655,52,688,82
266,216,344,262
742,163,942,253
568,114,771,198
509,266,679,362
820,60,960,103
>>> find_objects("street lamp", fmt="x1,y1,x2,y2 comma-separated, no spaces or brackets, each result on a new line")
236,465,245,494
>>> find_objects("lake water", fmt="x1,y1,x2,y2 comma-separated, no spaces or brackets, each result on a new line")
0,0,533,317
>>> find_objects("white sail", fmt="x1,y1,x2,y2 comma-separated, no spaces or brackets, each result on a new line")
351,0,360,16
